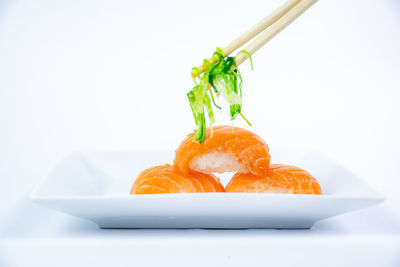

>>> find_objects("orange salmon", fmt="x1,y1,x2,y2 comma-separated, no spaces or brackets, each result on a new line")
131,164,225,194
174,125,271,176
226,164,322,194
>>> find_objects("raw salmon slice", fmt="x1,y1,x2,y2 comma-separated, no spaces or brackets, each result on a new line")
174,125,271,176
130,164,225,194
226,164,322,194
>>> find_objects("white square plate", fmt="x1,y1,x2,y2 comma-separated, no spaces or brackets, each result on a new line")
31,149,384,229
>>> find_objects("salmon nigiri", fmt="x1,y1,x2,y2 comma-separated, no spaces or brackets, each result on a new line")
174,125,271,176
130,164,225,194
226,164,322,194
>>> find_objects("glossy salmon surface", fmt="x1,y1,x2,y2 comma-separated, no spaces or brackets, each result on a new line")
174,125,271,176
226,164,322,194
131,164,225,194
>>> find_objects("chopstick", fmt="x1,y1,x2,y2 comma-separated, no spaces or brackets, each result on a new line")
192,0,317,77
235,0,317,66
223,0,302,59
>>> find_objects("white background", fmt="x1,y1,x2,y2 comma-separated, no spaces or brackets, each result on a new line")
0,0,399,265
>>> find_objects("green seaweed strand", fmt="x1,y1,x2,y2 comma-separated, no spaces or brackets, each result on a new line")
187,48,254,143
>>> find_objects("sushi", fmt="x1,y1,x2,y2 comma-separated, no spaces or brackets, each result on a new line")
226,164,322,194
131,126,322,196
174,125,271,176
130,164,225,194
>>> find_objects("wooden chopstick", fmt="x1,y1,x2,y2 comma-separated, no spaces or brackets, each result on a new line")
192,0,317,77
235,0,317,66
223,0,301,58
